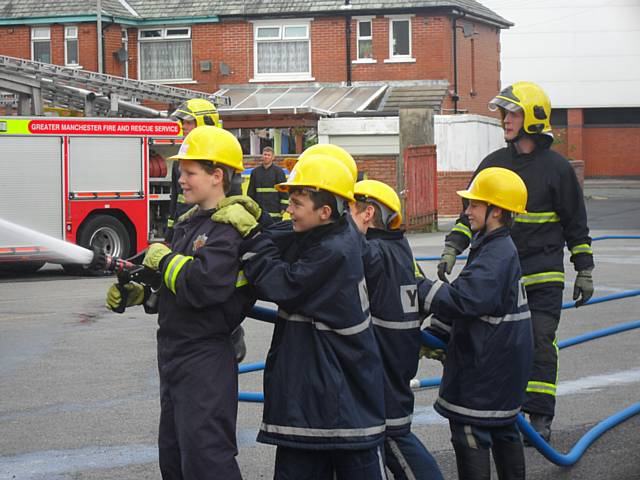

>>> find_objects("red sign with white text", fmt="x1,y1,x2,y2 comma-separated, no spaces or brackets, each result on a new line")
28,119,180,136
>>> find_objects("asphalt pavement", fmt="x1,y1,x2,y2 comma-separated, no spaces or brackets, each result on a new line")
0,179,638,479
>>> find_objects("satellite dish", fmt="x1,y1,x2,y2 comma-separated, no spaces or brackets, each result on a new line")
115,47,128,63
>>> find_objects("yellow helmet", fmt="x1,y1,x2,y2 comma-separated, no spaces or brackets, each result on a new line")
489,82,552,135
171,98,221,129
299,144,358,182
276,153,355,202
169,126,244,173
354,179,403,230
457,167,528,214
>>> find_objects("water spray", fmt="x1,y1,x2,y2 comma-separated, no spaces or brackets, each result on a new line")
0,217,159,313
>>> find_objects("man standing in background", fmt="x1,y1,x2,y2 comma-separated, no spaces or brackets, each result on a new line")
247,147,288,221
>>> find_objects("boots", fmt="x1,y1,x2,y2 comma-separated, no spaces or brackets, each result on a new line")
524,414,552,446
453,444,491,480
491,440,525,480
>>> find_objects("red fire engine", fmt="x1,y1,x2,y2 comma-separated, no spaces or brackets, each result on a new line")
0,117,182,273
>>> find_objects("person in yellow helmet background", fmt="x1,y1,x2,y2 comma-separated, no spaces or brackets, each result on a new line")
236,153,388,479
105,125,263,479
420,167,533,480
437,82,594,443
350,179,444,480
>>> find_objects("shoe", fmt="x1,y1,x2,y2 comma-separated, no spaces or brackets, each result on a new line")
523,414,552,446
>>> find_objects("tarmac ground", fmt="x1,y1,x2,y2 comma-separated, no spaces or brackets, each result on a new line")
0,179,638,479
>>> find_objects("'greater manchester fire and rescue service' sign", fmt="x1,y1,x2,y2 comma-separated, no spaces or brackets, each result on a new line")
27,119,181,136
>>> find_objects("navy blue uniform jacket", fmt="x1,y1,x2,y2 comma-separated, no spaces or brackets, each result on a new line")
419,227,534,426
363,228,423,436
243,216,386,450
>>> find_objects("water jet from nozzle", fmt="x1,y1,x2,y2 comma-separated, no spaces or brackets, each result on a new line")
0,217,94,265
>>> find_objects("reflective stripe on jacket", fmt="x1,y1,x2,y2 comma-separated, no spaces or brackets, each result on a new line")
243,216,386,449
419,227,534,427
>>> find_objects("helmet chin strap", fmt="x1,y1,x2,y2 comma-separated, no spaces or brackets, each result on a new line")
480,204,495,235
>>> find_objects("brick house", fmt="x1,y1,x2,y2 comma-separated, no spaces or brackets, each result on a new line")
0,0,510,116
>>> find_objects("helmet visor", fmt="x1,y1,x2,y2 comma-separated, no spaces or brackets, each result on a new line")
488,97,522,113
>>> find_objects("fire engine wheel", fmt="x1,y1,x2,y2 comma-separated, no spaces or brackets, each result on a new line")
64,215,131,275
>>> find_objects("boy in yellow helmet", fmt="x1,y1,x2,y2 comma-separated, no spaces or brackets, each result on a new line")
350,179,443,480
236,153,387,479
420,167,534,480
106,126,261,479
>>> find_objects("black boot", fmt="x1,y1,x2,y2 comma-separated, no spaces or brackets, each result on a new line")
453,444,491,480
491,440,525,480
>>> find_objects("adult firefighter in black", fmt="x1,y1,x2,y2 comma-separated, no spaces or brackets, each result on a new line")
106,126,261,480
350,179,443,480
420,167,534,480
168,99,247,363
437,82,594,442
247,146,289,220
235,153,387,479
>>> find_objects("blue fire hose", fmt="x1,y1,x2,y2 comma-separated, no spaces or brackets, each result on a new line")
239,235,640,462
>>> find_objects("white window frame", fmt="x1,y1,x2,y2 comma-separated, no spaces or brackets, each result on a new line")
385,15,416,63
64,25,81,67
251,18,314,82
121,28,129,78
31,26,51,63
354,16,376,64
138,26,193,83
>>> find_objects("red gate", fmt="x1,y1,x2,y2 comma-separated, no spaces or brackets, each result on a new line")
403,145,437,232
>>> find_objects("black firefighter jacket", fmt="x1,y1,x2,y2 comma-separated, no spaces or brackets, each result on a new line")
157,207,254,359
419,227,534,427
363,228,423,437
243,216,386,450
446,144,594,311
247,164,288,218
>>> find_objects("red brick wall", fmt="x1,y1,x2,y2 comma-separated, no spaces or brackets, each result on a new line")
437,171,471,216
583,127,640,177
0,26,30,58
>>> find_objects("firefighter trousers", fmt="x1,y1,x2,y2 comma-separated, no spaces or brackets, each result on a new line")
273,445,387,480
384,432,443,480
522,286,563,418
158,340,241,480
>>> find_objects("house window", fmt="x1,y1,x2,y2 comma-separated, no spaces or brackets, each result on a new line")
253,20,312,81
31,27,51,63
357,20,373,60
138,27,192,82
121,28,129,78
65,26,79,66
386,16,415,62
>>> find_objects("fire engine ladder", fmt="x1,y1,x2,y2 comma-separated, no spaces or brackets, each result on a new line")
0,54,229,117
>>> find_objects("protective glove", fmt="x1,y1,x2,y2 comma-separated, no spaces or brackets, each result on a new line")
216,195,262,220
573,268,594,307
437,244,460,283
143,243,172,271
105,282,146,311
419,345,446,364
213,203,259,238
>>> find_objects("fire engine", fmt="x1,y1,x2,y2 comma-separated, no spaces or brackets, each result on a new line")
0,116,183,273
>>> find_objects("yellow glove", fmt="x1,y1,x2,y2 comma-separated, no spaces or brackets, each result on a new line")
143,243,172,271
216,195,262,220
212,203,259,238
419,345,446,364
105,283,146,311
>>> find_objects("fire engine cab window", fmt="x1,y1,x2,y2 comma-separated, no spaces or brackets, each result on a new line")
253,21,311,82
31,27,51,63
139,27,192,82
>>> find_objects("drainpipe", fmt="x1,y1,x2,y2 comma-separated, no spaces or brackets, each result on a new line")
451,11,462,114
344,0,352,86
96,0,103,73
